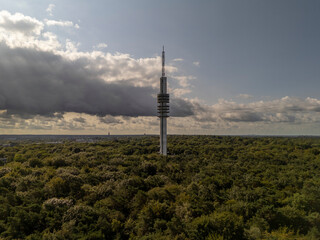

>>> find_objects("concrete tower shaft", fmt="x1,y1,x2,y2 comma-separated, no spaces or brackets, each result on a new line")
157,47,169,155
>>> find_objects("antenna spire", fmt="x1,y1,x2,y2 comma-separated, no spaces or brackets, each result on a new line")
162,46,165,77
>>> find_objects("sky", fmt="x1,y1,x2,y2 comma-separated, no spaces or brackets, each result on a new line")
0,0,319,135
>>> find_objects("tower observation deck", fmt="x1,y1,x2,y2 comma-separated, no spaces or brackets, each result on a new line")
157,46,169,155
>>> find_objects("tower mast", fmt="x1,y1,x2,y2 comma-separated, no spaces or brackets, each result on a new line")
162,46,165,77
157,46,169,155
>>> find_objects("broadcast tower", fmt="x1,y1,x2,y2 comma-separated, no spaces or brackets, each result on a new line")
157,46,169,155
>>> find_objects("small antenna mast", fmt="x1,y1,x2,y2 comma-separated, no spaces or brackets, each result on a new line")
162,46,165,77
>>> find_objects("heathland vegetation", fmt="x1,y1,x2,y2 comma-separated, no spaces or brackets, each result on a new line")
0,136,320,239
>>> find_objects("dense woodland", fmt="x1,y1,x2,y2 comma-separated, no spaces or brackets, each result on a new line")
0,136,320,239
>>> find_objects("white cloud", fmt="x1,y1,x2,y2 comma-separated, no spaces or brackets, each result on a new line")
171,75,196,97
46,4,55,16
238,94,253,99
65,39,79,52
172,75,195,88
172,88,192,97
0,10,43,35
193,61,200,66
45,19,80,29
94,43,108,49
172,58,184,62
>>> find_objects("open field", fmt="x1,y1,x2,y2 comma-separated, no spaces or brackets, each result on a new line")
0,136,320,239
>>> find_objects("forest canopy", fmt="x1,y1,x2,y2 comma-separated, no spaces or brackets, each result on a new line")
0,135,320,239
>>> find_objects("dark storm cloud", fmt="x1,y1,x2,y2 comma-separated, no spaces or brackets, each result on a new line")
73,117,86,123
99,116,123,124
221,111,263,122
170,99,194,117
170,98,199,117
0,45,154,117
0,44,195,118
